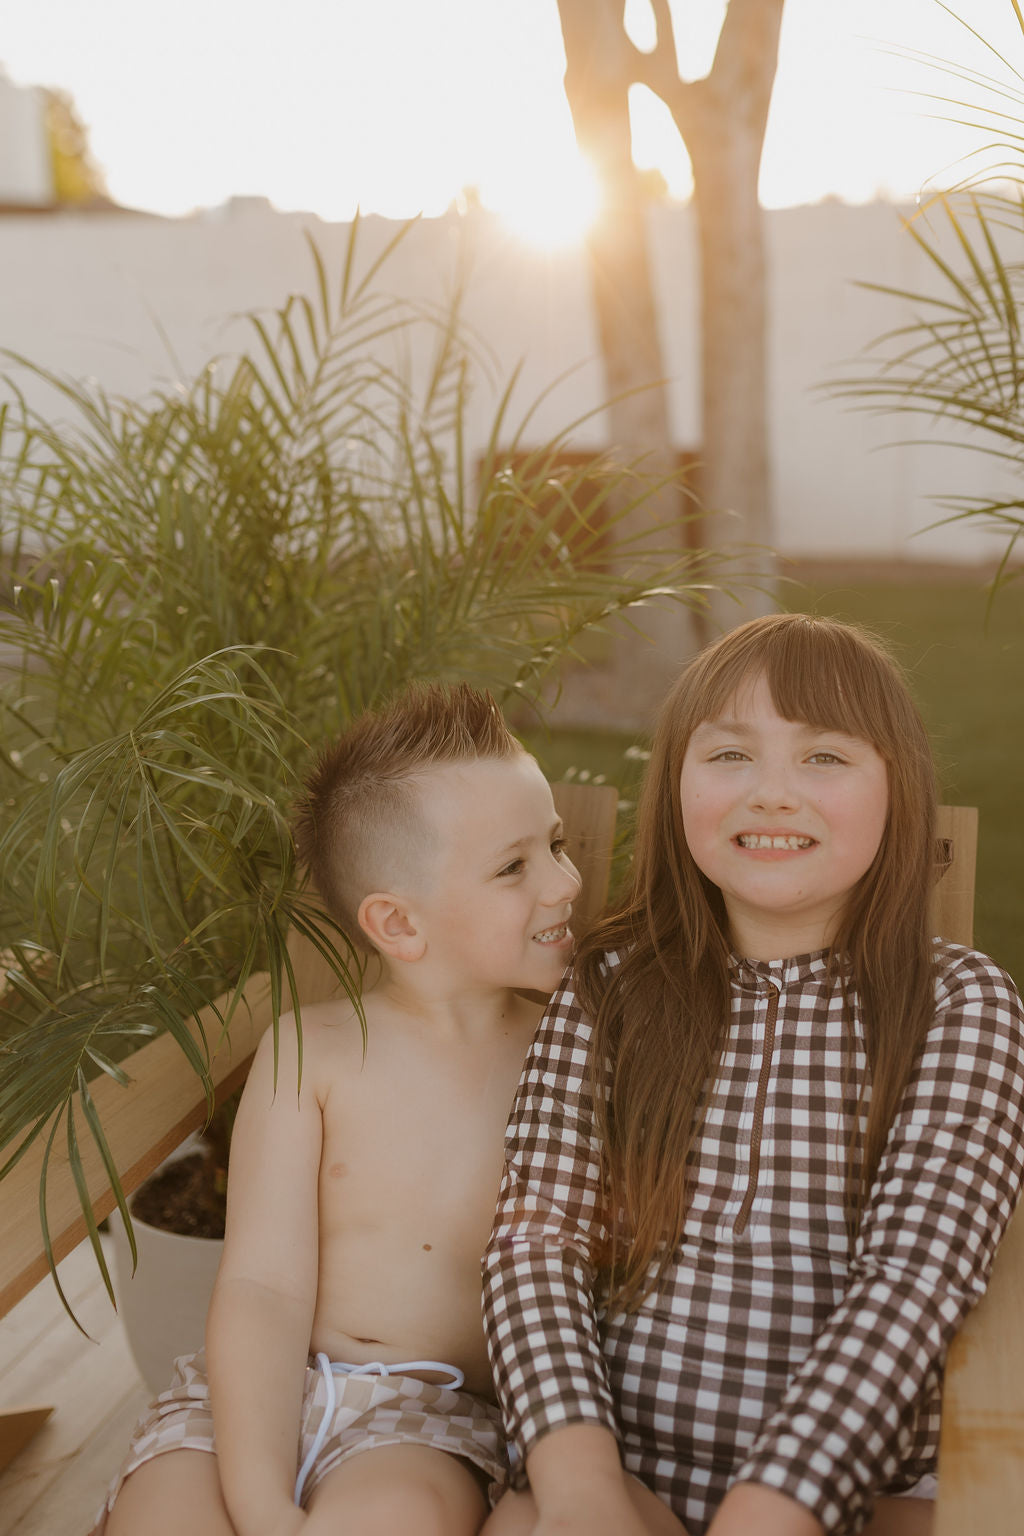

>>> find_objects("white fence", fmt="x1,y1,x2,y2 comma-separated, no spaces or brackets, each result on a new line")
0,197,1011,565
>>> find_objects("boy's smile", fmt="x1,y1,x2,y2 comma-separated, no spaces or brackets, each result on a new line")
679,674,889,960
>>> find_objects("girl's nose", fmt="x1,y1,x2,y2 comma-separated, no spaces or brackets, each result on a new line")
749,764,799,812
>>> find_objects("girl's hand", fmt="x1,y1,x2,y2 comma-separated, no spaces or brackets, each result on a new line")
233,1494,307,1536
520,1424,686,1535
533,1510,648,1536
259,1504,308,1536
483,1486,651,1536
530,1483,683,1535
707,1484,823,1536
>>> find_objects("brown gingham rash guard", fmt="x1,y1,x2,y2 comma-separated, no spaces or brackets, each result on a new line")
482,943,1024,1536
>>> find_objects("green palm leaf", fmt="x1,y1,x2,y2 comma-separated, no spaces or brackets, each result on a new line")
830,3,1024,588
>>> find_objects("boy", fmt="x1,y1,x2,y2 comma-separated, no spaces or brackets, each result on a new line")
93,683,581,1536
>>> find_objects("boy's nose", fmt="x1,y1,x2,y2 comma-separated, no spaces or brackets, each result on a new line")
547,856,582,904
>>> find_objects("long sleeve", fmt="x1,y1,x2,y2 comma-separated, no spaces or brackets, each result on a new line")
733,948,1024,1532
482,973,618,1475
484,946,1024,1536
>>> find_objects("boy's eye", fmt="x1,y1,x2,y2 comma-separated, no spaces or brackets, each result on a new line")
551,837,569,857
496,858,525,878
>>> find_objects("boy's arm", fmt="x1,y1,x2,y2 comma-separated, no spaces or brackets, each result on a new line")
205,1014,324,1536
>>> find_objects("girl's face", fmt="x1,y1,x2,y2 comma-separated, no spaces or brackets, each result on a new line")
679,673,889,960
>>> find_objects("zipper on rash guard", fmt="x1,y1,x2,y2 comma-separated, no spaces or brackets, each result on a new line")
733,981,780,1236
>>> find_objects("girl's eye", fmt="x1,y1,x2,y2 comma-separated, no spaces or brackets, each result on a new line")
551,837,569,857
711,749,749,762
808,751,845,765
496,858,525,878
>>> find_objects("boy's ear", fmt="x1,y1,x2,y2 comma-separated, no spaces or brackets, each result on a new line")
357,893,426,962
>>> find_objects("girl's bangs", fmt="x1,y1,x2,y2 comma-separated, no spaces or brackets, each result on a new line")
688,619,901,755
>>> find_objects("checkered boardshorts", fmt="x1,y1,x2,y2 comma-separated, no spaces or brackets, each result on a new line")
90,1348,507,1532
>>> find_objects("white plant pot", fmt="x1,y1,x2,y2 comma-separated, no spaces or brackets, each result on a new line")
110,1160,224,1395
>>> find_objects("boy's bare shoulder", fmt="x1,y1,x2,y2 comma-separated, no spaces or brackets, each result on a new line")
250,993,369,1081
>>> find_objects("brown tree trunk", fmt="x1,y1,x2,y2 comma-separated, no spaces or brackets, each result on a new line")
554,0,786,713
553,0,706,727
664,0,785,626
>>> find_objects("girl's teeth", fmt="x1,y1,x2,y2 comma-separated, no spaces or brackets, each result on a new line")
534,925,567,944
738,834,814,850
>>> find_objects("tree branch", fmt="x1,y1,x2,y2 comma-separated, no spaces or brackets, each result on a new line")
707,0,786,132
622,0,703,140
636,0,684,96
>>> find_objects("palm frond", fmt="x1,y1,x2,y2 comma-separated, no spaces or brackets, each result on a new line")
828,6,1024,581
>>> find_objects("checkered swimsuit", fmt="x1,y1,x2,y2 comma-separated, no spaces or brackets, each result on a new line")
482,944,1024,1536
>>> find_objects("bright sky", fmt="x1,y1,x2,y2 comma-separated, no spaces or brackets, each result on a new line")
2,0,1021,244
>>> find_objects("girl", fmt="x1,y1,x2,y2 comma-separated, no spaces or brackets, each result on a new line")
481,614,1024,1536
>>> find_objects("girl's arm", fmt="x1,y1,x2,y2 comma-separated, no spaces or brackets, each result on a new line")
728,948,1024,1534
483,974,648,1533
205,1016,323,1536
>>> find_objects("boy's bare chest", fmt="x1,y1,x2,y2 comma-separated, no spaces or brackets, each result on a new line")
316,1027,530,1238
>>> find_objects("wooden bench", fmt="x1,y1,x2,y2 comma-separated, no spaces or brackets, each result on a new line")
1,794,1021,1530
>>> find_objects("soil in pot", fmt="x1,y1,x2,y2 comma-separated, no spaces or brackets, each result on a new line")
130,1149,226,1239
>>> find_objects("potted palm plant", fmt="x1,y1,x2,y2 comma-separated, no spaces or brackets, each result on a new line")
0,221,719,1353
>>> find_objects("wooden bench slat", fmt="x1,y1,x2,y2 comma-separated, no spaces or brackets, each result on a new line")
0,1407,54,1477
931,804,978,948
936,1200,1024,1530
0,976,274,1319
550,780,619,930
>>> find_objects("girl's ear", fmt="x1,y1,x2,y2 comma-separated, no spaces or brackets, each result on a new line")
357,892,426,963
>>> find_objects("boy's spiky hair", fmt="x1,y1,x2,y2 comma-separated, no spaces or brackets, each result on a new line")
293,682,521,945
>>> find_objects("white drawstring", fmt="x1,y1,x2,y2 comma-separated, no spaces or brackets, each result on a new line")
293,1353,466,1506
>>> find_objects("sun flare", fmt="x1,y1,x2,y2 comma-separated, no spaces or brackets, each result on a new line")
488,156,601,251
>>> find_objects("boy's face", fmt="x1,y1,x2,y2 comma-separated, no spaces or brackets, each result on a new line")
407,754,581,996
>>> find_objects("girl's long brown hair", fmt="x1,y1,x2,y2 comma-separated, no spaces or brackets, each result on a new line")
576,614,938,1309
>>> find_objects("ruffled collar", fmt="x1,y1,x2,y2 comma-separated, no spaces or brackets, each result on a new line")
729,949,839,991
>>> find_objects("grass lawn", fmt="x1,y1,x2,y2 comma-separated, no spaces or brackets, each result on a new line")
522,576,1024,985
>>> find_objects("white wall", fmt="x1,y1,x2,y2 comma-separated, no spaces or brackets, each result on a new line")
0,197,1011,565
0,77,52,205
